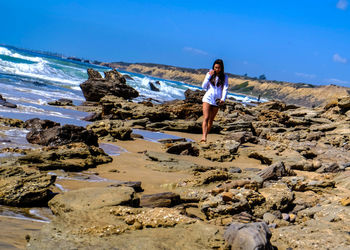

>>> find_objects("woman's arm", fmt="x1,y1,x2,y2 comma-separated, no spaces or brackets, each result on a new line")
220,75,229,102
202,72,211,90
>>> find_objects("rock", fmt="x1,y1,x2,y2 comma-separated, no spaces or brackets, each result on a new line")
289,213,296,222
48,186,138,216
123,74,134,80
224,222,274,250
257,162,295,182
47,98,73,106
223,131,257,144
257,100,287,111
228,167,242,173
149,81,160,91
100,95,171,122
281,213,290,221
158,138,187,144
184,89,205,104
272,205,350,249
163,100,203,120
18,142,112,171
109,181,143,192
316,163,343,173
80,69,139,102
340,197,350,206
26,124,98,147
28,215,223,250
165,142,199,156
0,166,56,206
248,151,273,165
0,95,17,108
200,189,262,219
256,183,294,216
337,96,350,111
0,117,24,127
87,120,132,140
178,170,230,187
282,176,335,193
200,140,240,162
24,118,60,130
263,212,277,224
82,112,102,121
140,192,181,208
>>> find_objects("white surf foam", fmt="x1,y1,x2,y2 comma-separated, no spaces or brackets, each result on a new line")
0,46,45,63
0,58,82,85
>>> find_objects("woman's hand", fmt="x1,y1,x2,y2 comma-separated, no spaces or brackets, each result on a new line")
209,70,215,76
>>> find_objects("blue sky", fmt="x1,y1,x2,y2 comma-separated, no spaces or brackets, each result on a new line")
1,0,349,86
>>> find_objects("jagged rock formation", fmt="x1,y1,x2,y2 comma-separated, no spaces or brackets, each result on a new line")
80,68,139,102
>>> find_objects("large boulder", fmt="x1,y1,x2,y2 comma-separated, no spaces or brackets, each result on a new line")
80,69,139,102
26,124,98,147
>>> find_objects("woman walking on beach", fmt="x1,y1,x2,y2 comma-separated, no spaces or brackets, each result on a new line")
200,59,229,142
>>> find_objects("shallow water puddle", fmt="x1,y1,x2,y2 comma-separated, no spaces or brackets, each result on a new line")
0,205,52,223
99,142,127,156
133,128,192,142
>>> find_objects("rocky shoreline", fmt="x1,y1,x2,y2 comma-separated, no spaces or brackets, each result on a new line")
0,68,349,249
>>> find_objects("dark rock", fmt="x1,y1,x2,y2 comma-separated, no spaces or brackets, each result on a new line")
149,81,160,91
166,142,199,156
24,118,60,130
123,74,134,80
0,117,24,127
0,95,17,108
140,192,181,208
228,167,242,173
82,112,102,122
316,163,343,173
223,131,257,144
47,98,73,106
80,69,139,102
109,181,143,192
158,138,187,144
26,124,98,147
87,68,102,79
224,222,274,250
184,89,205,104
258,162,295,182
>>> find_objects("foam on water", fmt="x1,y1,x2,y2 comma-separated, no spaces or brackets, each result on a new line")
0,58,82,85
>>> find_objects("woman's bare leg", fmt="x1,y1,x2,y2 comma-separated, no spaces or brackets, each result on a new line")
201,102,211,141
208,106,219,133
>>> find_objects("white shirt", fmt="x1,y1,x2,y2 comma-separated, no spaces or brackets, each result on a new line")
201,72,229,106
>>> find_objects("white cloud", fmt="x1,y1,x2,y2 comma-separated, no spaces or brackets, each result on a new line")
183,47,208,56
326,78,349,85
337,0,348,10
295,72,316,79
333,53,348,63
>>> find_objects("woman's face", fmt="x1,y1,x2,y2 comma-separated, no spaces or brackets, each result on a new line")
213,63,221,74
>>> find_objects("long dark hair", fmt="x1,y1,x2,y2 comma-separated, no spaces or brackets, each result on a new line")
210,59,225,87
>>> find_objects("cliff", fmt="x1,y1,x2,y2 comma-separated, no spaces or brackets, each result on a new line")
102,62,350,107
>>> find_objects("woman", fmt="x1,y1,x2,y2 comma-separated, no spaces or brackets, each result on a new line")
200,59,228,142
